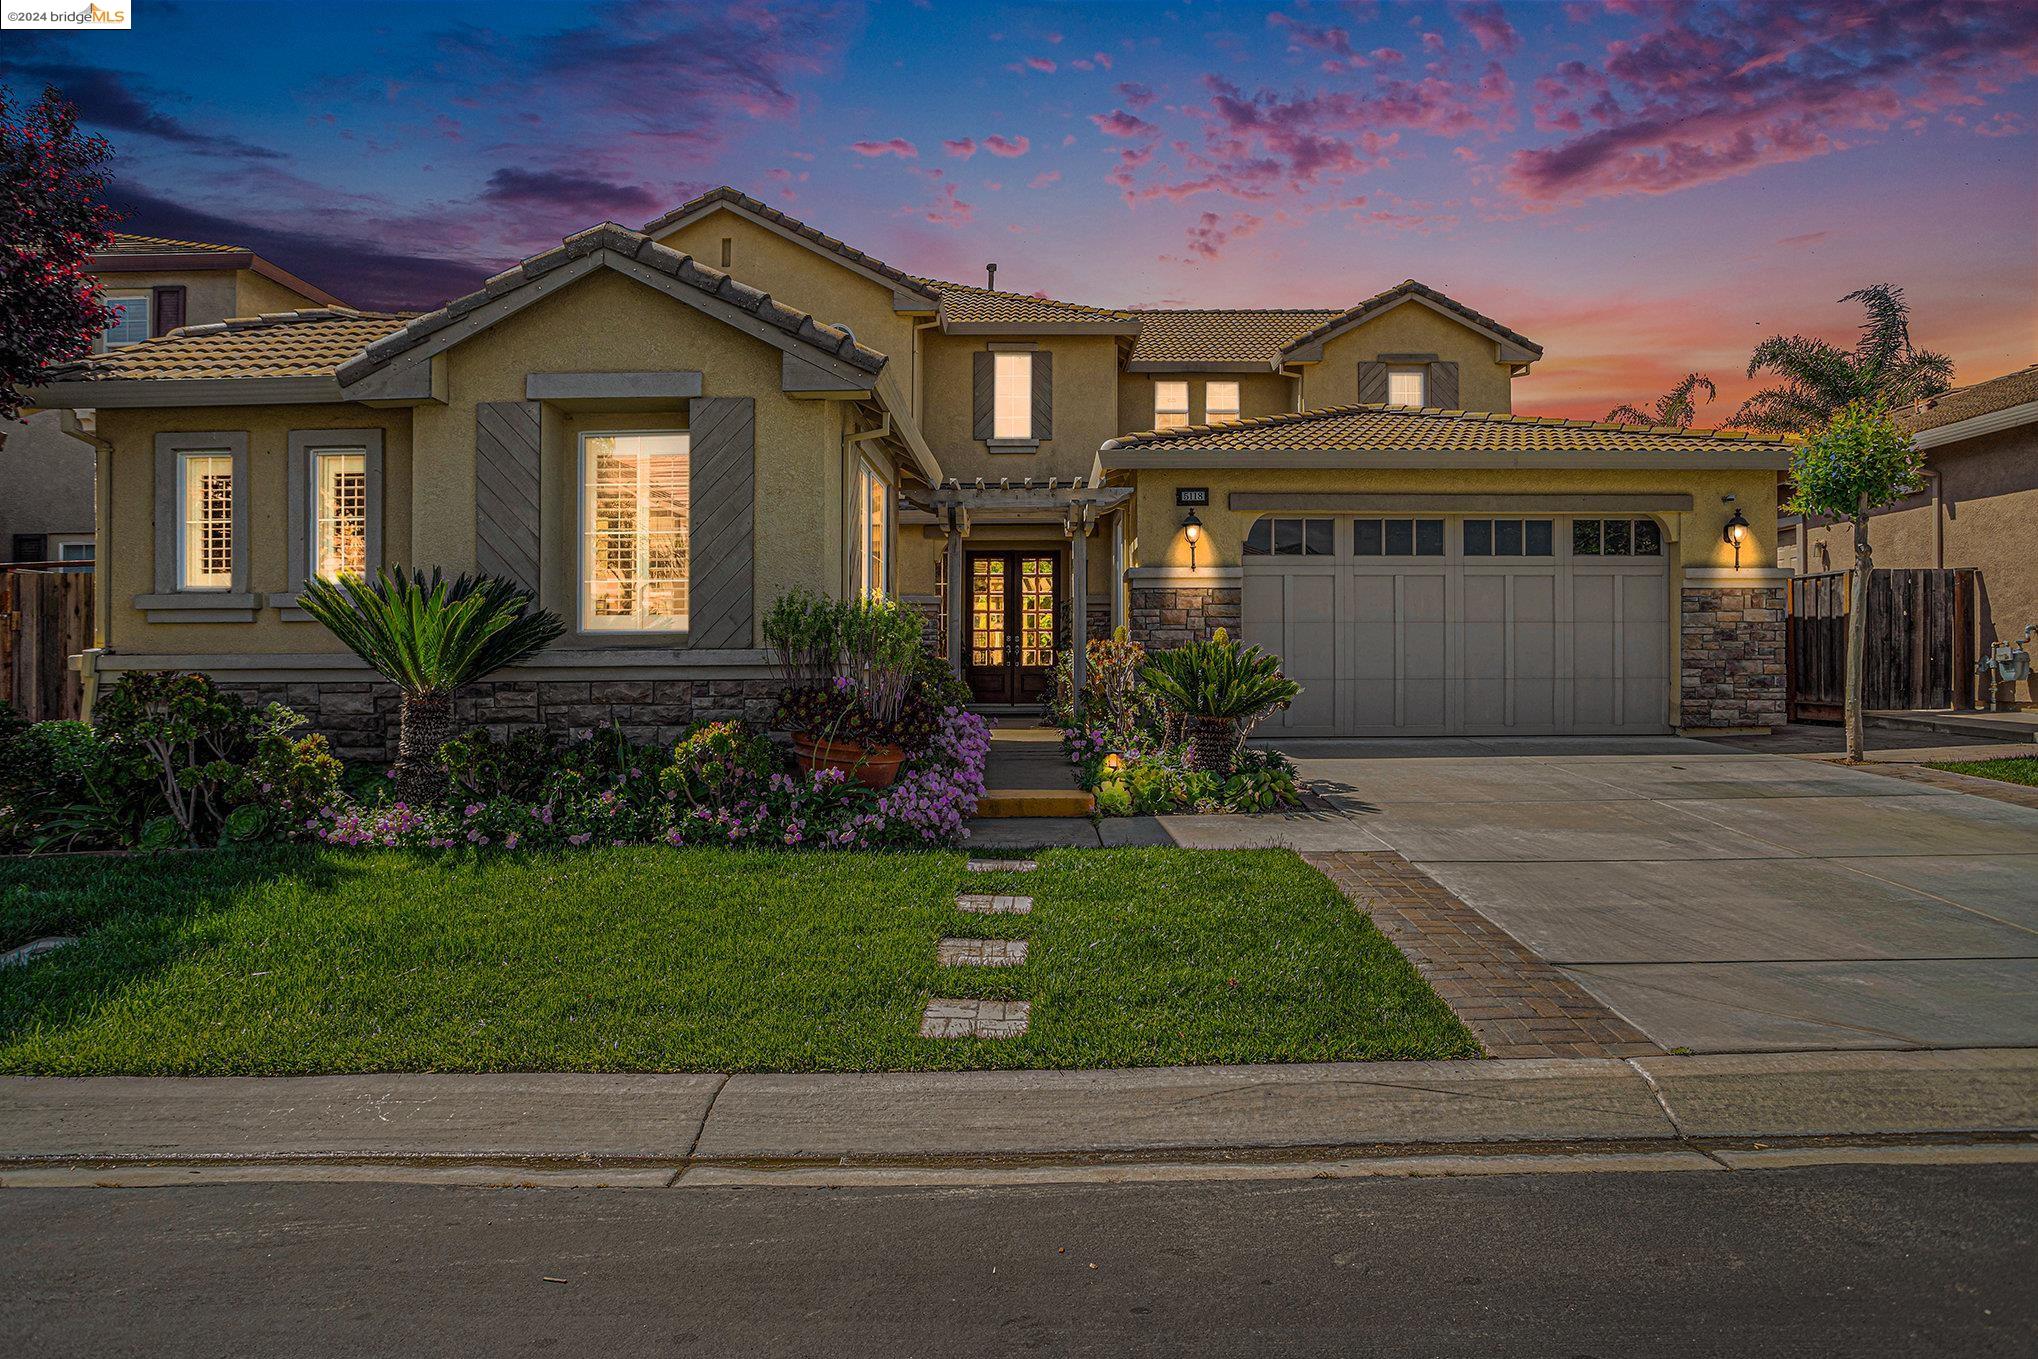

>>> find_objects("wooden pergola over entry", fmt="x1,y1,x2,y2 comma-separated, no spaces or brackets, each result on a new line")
905,478,1133,702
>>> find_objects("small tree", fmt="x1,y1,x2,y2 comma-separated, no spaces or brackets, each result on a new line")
1,84,117,426
1786,402,1923,762
299,569,564,804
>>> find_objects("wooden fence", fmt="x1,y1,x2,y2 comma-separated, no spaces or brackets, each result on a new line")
1786,568,1974,721
0,569,94,723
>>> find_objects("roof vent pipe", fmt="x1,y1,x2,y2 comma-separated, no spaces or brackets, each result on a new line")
986,263,997,290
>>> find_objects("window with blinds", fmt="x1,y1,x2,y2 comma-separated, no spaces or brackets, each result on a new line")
313,449,369,580
178,452,234,589
580,432,690,632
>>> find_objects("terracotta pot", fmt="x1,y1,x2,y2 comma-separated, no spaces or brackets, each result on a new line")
791,733,907,790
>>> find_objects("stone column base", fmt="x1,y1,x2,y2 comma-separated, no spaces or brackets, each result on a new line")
1679,584,1786,729
1128,586,1241,651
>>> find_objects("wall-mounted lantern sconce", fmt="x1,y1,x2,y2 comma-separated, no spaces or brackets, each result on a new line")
1181,508,1203,570
1722,507,1750,567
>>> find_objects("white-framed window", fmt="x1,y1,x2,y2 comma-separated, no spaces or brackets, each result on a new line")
311,449,369,581
1205,380,1240,423
178,451,235,590
57,541,94,563
855,461,890,598
1387,366,1427,408
1154,380,1189,430
993,351,1034,440
100,294,151,350
579,431,690,633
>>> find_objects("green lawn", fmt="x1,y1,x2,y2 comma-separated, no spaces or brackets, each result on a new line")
1924,755,2038,788
0,846,1476,1075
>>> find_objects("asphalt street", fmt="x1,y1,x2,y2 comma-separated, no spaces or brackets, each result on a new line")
3,1162,2032,1357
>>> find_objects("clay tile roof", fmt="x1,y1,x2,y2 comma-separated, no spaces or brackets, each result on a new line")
39,309,409,382
1126,309,1342,367
1897,364,2038,436
1280,280,1543,359
339,222,889,384
1102,403,1788,454
643,186,939,303
96,233,245,256
914,278,1139,329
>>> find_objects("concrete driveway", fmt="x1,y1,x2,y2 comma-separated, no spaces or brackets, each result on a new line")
1266,735,2038,1055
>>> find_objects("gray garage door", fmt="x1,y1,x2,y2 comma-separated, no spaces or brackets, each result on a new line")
1242,514,1670,736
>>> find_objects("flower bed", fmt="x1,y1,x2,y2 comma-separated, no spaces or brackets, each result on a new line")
1046,627,1302,816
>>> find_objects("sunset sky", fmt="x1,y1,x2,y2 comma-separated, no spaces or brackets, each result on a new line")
5,0,2034,419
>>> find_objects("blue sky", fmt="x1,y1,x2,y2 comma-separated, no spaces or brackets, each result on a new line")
5,0,2034,415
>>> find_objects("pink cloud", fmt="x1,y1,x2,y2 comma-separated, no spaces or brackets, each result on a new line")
849,137,917,158
1029,169,1061,189
1459,3,1522,56
1092,108,1161,138
1182,210,1265,261
1117,82,1157,108
943,137,977,158
1371,47,1404,64
983,133,1030,157
1506,0,2038,203
1024,56,1057,73
919,181,974,225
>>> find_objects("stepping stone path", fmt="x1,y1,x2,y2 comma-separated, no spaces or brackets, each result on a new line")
936,938,1029,967
955,893,1033,915
923,858,1038,1039
919,998,1032,1040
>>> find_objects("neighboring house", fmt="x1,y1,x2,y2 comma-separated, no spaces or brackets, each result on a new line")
25,187,1790,760
3,234,347,567
1779,364,2038,707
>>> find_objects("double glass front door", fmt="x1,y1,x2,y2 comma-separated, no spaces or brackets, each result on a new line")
967,551,1058,705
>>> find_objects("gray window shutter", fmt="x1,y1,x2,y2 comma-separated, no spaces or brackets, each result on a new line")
475,400,541,592
1357,361,1388,404
1031,350,1053,440
1428,361,1460,409
972,351,995,440
687,395,755,649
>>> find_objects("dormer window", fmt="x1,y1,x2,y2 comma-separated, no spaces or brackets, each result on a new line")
100,294,151,350
1155,380,1189,429
1387,366,1427,408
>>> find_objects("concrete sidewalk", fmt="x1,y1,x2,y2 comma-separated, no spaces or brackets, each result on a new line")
4,1048,2033,1173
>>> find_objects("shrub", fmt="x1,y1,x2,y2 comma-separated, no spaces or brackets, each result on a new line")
0,712,152,852
94,671,254,844
1140,629,1300,773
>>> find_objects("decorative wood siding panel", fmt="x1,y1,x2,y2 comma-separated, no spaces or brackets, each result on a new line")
1357,361,1388,404
1031,349,1053,440
1428,360,1460,409
972,351,995,440
474,400,542,591
687,395,756,649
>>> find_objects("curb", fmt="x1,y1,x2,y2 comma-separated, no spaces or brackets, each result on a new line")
3,1049,2033,1176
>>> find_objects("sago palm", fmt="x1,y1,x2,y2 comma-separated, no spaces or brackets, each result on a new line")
1141,628,1300,773
1608,373,1716,430
300,569,564,802
1731,284,1954,435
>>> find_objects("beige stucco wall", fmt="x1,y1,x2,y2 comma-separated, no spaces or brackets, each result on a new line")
233,269,331,316
1116,370,1294,434
652,207,923,409
921,331,1121,484
93,271,238,329
412,266,849,649
1792,424,2038,703
1298,300,1517,413
95,403,414,655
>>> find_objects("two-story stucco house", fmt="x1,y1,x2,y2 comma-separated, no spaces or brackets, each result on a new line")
26,188,1792,760
3,234,347,568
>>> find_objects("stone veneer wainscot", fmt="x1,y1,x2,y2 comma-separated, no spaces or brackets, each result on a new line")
1678,583,1786,729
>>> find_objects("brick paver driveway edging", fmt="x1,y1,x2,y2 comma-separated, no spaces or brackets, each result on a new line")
1304,850,1662,1061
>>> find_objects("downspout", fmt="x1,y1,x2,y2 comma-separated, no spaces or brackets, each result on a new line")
1922,468,1944,569
58,408,115,720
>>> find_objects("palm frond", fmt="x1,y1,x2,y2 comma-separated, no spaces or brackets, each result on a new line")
1840,283,1915,372
1141,630,1300,722
299,568,565,698
1604,402,1654,428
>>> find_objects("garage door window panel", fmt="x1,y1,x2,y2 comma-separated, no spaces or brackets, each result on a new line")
1246,517,1334,557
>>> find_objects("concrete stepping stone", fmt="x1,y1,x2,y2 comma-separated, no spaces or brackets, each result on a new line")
956,893,1032,915
966,858,1037,873
937,938,1029,968
919,998,1031,1039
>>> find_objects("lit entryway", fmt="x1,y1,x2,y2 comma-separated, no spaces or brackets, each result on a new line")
1242,514,1670,736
